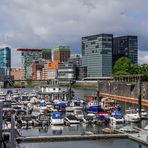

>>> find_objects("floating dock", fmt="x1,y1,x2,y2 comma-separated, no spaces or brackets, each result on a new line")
16,131,148,146
16,134,127,143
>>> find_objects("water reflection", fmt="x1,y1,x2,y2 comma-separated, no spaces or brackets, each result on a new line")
51,126,63,135
19,139,147,148
39,126,48,134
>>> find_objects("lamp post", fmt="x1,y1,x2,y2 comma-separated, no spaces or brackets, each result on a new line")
0,101,3,148
138,78,142,125
69,80,75,101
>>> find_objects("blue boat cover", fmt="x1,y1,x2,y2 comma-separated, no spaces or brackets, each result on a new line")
52,112,63,119
113,109,123,119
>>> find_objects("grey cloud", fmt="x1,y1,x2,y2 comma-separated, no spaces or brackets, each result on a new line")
0,0,148,66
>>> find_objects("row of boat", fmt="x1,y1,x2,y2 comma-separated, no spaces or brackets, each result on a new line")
0,79,147,131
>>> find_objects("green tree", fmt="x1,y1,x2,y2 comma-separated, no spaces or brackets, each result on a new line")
130,64,141,74
113,57,131,76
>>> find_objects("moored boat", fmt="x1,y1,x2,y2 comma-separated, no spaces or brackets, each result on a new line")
51,111,64,125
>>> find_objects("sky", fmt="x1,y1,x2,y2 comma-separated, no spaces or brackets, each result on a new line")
0,0,148,67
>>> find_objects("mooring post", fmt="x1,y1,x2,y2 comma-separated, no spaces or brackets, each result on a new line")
97,80,100,98
11,115,16,148
0,101,3,148
138,78,142,126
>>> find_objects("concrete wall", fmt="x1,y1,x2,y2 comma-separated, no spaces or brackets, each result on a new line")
98,81,148,100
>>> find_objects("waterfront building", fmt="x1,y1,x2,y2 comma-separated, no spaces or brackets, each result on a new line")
53,45,70,62
68,54,87,80
69,54,82,66
11,68,21,80
17,48,42,80
58,62,75,81
42,60,50,80
32,60,43,80
113,36,138,65
0,47,11,80
82,34,113,77
48,60,60,79
42,48,52,61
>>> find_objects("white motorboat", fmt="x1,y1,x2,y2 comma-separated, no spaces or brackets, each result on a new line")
74,109,84,120
109,109,124,128
82,113,96,124
51,111,64,125
136,108,148,117
65,114,80,124
124,109,140,122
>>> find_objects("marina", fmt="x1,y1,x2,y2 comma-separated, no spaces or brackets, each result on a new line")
0,81,148,148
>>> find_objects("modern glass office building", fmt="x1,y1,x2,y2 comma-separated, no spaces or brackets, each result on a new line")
82,34,113,77
113,36,138,65
0,47,11,80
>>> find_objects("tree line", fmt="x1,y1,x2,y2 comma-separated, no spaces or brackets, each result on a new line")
113,57,148,76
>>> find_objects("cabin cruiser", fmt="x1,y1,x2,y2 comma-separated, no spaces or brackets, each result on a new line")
53,100,67,111
74,109,84,120
96,111,110,123
82,113,96,124
135,108,148,117
109,109,124,128
124,109,140,123
36,114,50,126
51,111,64,125
65,114,80,124
85,100,101,113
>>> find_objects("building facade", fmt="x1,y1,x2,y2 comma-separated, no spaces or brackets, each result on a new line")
17,48,42,80
53,46,70,62
82,34,113,77
113,36,138,65
57,62,75,81
32,60,43,80
0,47,11,80
48,60,60,79
11,68,21,80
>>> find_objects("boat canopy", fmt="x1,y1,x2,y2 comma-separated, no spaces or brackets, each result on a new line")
52,112,63,119
112,109,123,119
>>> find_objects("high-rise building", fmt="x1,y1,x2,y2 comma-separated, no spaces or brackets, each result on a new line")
32,60,43,80
53,46,70,62
42,48,52,61
0,47,11,80
17,48,42,79
82,34,113,77
113,36,138,65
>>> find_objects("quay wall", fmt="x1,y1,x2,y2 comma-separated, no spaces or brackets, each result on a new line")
98,81,148,101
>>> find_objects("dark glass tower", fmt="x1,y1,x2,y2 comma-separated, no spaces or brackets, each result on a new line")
113,36,138,65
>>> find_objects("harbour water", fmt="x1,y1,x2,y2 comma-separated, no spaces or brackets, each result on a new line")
19,139,147,148
1,88,148,148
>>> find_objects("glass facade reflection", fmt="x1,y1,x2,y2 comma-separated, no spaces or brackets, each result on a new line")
0,47,11,80
82,34,113,77
113,36,138,65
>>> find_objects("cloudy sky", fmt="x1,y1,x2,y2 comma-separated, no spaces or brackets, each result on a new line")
0,0,148,67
